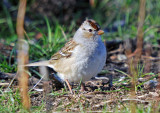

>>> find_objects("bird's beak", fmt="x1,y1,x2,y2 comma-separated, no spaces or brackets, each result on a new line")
98,30,104,35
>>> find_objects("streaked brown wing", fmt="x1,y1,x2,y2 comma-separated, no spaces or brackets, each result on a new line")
50,39,78,60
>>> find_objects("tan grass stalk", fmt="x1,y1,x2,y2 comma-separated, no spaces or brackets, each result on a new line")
134,0,146,66
16,0,30,110
127,0,146,112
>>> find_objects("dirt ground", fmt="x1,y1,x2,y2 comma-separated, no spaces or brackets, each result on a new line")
1,39,160,112
28,60,159,112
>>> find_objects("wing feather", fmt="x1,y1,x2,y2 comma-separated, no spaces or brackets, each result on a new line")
50,39,78,60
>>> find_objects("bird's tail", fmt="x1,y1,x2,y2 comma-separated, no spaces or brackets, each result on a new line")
25,61,50,67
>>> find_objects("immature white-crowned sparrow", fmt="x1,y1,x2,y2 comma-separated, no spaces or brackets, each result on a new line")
26,19,107,93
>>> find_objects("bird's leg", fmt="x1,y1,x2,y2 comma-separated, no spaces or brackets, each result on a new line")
65,79,73,94
80,82,85,91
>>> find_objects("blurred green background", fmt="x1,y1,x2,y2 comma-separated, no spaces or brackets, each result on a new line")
0,0,160,72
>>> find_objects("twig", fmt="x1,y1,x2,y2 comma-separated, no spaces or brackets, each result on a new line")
0,83,9,86
134,0,146,64
24,30,31,41
141,56,160,60
5,73,17,92
29,74,44,91
92,100,113,108
16,0,30,109
108,44,124,54
60,26,67,41
128,1,146,112
122,98,150,103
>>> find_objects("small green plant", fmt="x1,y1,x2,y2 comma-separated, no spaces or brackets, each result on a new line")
0,58,17,73
0,88,45,113
115,63,157,91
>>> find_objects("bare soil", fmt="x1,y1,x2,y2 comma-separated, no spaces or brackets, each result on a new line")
0,39,160,112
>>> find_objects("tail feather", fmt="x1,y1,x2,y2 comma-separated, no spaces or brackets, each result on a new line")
25,61,50,67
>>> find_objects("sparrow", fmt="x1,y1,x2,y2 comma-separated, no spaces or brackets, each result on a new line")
26,19,107,93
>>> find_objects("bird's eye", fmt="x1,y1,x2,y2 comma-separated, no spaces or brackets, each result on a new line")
89,29,92,32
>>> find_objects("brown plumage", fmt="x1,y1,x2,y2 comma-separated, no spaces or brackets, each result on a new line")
50,40,78,60
88,19,100,31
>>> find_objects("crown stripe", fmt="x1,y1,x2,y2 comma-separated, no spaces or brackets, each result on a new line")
88,20,100,31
